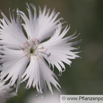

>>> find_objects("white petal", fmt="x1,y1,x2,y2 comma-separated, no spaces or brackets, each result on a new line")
18,4,62,42
41,24,80,72
0,11,27,49
22,56,60,94
0,48,29,91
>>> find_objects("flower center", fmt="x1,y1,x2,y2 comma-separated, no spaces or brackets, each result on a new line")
21,39,39,57
21,39,51,58
30,48,34,54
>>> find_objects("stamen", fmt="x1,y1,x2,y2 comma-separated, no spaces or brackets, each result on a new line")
47,53,51,57
38,47,44,49
23,41,30,46
40,52,51,57
36,39,40,43
19,45,24,50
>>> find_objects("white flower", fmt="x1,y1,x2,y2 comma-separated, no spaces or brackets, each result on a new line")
0,80,16,103
0,4,80,94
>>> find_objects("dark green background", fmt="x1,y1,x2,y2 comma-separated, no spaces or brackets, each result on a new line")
0,0,103,103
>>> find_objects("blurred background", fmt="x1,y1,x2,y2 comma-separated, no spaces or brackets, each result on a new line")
0,0,103,103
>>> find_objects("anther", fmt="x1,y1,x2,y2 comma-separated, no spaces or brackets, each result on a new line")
41,52,51,57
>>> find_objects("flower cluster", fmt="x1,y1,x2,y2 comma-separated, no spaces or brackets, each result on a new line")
0,3,80,94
